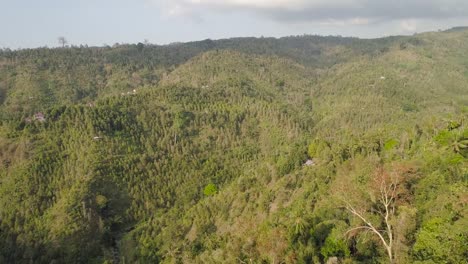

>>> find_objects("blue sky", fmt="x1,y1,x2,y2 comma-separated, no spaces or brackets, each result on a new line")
2,0,468,48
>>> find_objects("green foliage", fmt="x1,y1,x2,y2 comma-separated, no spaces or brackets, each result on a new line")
95,195,108,210
447,120,461,130
320,228,350,260
434,130,452,145
384,138,399,151
307,139,330,160
0,28,467,263
413,217,468,263
203,184,218,196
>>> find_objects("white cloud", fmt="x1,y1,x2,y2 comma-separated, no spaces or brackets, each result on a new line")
318,17,371,26
186,0,358,10
154,0,468,23
400,20,418,33
167,4,187,16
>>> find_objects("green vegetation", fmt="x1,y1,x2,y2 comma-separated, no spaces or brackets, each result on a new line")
0,29,467,263
203,184,218,196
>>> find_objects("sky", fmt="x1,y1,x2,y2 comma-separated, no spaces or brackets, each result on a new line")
2,0,468,48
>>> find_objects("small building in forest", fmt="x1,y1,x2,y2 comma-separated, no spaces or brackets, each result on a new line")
34,112,46,122
303,159,315,167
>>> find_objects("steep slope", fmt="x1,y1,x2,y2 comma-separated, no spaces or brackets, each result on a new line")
0,34,399,119
0,53,315,263
0,29,467,263
140,29,468,264
311,30,468,141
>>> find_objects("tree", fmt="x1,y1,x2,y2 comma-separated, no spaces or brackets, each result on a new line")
336,164,416,263
449,137,468,154
343,175,396,262
203,183,217,196
137,42,144,52
58,36,68,48
172,110,194,143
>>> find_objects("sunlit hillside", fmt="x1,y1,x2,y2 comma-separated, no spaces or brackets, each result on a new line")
0,28,467,263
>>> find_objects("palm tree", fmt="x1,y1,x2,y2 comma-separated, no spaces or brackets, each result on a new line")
449,137,468,153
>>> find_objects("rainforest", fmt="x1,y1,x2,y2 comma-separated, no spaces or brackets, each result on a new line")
0,28,467,263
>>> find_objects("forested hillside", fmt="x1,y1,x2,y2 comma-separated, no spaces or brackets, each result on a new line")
0,29,467,263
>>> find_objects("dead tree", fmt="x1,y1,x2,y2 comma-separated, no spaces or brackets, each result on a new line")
341,166,405,263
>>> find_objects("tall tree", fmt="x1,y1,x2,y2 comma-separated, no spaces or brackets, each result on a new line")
58,36,68,48
336,164,417,263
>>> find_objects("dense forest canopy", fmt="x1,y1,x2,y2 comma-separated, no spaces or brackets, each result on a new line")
0,28,467,263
